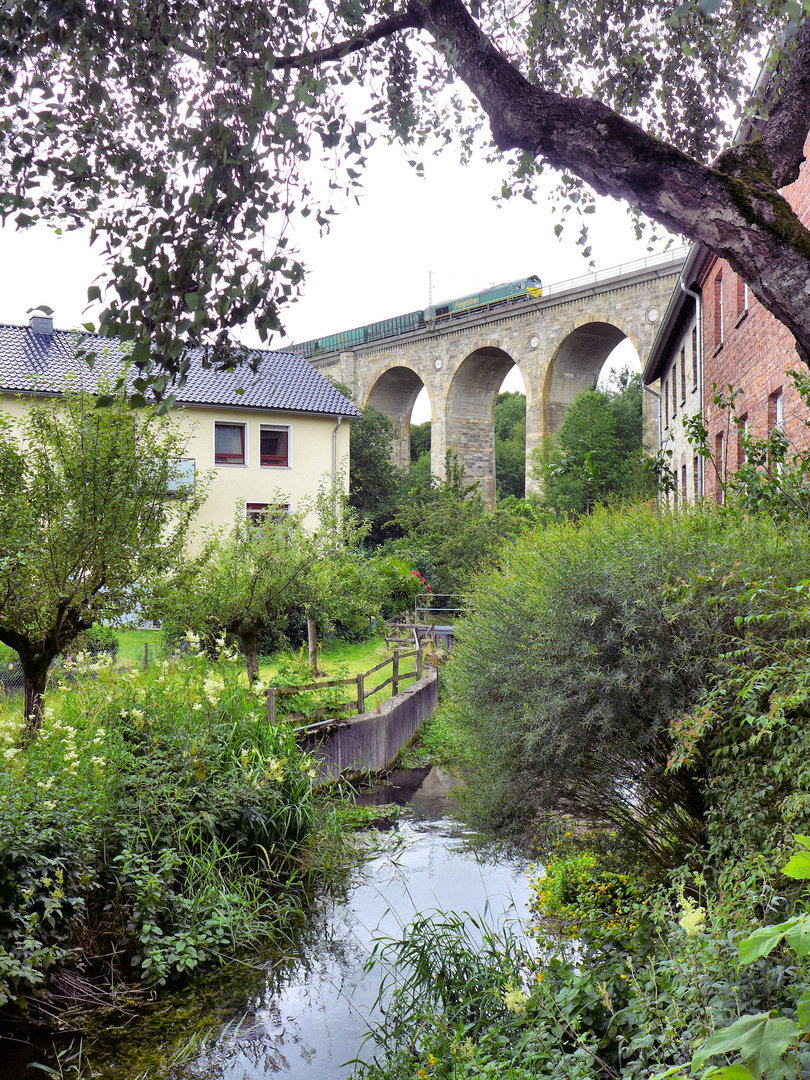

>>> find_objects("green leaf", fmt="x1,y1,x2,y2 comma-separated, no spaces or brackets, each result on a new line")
87,285,101,303
705,1067,757,1080
784,914,810,956
738,922,791,964
185,292,199,310
692,1013,800,1075
797,990,810,1033
782,850,810,879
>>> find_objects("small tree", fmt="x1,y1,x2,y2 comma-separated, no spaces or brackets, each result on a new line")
163,506,316,684
0,390,202,741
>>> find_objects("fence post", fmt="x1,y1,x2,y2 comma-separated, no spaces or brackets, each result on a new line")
416,645,423,679
266,687,276,726
143,642,149,670
356,672,365,715
392,648,399,697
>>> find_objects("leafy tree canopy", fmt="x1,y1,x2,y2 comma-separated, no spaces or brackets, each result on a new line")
541,369,654,514
0,389,201,738
3,1,810,399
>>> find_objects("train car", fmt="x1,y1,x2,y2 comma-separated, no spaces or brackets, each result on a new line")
288,274,542,358
428,274,542,320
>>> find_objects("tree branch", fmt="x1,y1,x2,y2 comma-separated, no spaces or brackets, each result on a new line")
760,19,810,187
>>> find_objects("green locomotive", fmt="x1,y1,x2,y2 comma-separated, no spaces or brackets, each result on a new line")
289,274,542,359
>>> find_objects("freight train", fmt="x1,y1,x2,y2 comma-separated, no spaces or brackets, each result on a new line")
289,274,543,359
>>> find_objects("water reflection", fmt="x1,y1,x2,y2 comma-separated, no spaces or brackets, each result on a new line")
179,767,530,1080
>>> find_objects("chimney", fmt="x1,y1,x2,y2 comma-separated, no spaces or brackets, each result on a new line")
27,306,54,336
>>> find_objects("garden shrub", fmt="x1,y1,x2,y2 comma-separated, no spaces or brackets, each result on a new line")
72,623,120,660
446,504,810,866
0,646,322,1017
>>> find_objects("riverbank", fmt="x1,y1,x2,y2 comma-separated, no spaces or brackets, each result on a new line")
4,767,526,1079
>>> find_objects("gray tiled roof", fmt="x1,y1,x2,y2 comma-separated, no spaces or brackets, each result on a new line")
0,322,361,417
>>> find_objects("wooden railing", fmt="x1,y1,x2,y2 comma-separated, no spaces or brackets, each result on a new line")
266,646,424,725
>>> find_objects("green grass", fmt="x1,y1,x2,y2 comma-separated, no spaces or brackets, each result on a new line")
116,628,162,666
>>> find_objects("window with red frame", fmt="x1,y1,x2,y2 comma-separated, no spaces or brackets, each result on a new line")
260,426,289,467
214,422,246,465
246,502,290,526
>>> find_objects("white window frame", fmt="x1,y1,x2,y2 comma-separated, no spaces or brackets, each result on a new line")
259,424,292,469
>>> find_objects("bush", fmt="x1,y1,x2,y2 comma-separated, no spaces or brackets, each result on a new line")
0,647,321,1016
72,623,120,660
446,504,810,865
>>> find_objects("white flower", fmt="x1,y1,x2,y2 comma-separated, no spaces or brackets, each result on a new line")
191,703,203,712
44,799,56,811
131,709,144,722
679,898,706,937
185,630,202,653
202,676,224,707
502,985,529,1017
90,756,106,768
3,747,20,762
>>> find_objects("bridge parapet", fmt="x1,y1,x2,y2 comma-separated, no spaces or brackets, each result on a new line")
311,251,686,506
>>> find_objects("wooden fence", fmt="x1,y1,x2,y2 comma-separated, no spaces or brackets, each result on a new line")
266,646,423,725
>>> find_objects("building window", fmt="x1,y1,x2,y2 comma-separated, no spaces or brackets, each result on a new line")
214,422,246,465
691,325,698,389
664,379,669,428
736,274,748,317
715,431,724,504
672,366,677,417
166,458,196,498
680,348,686,404
681,462,687,501
673,468,678,507
260,425,290,468
768,389,784,432
246,502,290,527
714,271,724,348
693,455,700,499
737,414,748,468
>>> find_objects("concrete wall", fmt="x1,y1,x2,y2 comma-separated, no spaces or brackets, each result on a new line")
297,671,438,782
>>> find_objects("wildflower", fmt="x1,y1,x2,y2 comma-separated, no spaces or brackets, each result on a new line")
502,983,529,1017
131,709,144,722
428,1053,435,1067
266,758,285,783
679,895,706,937
3,747,20,762
90,756,106,768
185,629,202,653
203,676,224,707
192,703,203,712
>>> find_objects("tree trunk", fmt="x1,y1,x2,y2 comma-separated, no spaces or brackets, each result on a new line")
20,662,50,747
242,631,260,684
307,617,318,675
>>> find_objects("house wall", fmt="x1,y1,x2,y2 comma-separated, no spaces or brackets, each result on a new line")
655,303,702,507
0,395,351,547
700,140,810,504
176,405,350,545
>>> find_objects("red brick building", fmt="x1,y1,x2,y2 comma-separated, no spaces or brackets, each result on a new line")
644,135,810,503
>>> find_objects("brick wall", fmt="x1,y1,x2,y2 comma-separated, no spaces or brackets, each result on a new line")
700,141,810,503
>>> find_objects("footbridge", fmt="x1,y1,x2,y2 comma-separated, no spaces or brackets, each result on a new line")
312,248,687,506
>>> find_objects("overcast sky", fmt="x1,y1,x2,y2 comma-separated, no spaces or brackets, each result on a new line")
0,140,666,420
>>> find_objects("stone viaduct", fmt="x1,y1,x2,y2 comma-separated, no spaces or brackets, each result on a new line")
311,249,687,506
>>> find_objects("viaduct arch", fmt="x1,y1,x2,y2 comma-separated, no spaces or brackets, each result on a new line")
313,250,686,507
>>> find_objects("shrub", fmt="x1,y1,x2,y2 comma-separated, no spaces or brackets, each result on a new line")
0,647,321,1016
446,504,810,865
72,623,120,660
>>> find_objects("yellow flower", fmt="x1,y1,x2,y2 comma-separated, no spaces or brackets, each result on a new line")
428,1053,435,1067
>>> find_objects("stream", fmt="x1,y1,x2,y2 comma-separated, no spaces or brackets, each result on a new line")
2,767,531,1080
